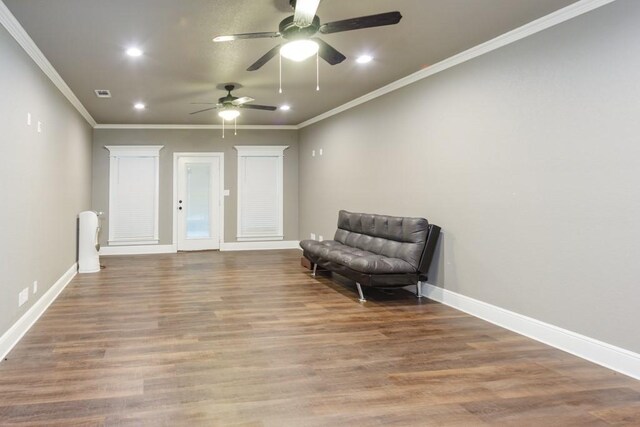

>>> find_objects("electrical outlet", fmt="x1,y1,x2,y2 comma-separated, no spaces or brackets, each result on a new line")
37,121,42,133
18,288,29,307
312,149,316,157
33,281,38,294
310,233,316,240
319,235,324,242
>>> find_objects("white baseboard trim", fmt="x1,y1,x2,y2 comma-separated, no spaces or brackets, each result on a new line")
422,283,640,380
0,263,77,362
99,241,299,254
220,240,300,251
99,244,177,256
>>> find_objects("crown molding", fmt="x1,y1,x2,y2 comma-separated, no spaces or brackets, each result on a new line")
1,0,615,131
297,0,617,129
0,0,97,127
94,124,299,130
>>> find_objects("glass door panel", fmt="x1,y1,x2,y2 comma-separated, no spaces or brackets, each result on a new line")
186,163,211,239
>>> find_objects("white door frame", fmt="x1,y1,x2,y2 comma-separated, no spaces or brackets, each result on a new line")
172,152,225,251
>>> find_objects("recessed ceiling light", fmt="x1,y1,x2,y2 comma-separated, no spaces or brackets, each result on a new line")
126,47,143,57
134,103,146,110
280,105,291,111
356,54,373,64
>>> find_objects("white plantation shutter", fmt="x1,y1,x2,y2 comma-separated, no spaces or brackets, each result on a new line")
106,146,163,245
236,146,288,241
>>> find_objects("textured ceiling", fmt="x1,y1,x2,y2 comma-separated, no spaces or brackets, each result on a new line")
4,0,578,125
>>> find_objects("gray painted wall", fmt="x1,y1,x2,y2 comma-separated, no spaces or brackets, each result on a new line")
0,26,92,337
92,129,299,245
298,0,640,353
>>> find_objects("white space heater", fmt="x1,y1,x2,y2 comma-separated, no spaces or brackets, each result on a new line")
78,211,101,273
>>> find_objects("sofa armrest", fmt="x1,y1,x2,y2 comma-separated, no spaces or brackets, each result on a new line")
417,224,441,278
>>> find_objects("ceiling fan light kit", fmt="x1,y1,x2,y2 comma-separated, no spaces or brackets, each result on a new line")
280,39,319,62
218,108,240,121
189,85,277,137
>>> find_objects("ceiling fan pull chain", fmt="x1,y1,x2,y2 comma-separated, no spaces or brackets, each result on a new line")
279,52,283,94
222,119,225,139
234,117,237,135
316,51,320,91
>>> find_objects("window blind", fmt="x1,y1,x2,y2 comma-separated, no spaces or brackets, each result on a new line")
240,156,279,237
236,146,288,241
106,146,162,245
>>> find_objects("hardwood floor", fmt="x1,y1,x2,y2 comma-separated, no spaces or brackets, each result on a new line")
1,249,639,426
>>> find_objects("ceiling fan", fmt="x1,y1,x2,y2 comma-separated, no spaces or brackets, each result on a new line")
190,85,277,136
213,0,402,71
190,84,277,119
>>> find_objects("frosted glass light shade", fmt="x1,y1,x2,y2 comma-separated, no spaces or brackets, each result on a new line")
280,40,319,62
218,108,240,121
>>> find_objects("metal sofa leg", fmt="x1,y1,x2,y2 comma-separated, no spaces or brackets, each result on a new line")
416,281,423,298
356,282,366,302
312,264,317,277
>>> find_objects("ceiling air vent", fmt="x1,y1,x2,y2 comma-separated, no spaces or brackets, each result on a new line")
94,89,111,98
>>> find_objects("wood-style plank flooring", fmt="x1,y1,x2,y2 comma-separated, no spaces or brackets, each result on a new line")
1,250,639,426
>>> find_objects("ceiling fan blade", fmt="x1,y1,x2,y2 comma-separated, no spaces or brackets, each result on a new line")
190,102,219,105
189,107,218,115
213,32,280,42
319,11,402,34
294,0,322,28
247,44,281,71
312,38,346,65
232,96,255,106
241,104,277,111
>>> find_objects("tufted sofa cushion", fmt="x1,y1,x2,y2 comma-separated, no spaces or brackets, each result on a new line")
300,210,429,275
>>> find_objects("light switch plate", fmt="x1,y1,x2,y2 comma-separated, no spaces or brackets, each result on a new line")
312,150,316,157
223,189,230,196
319,235,324,242
319,148,323,156
310,233,316,240
19,288,29,307
27,113,31,126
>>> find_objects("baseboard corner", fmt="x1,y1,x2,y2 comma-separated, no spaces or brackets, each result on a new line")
0,263,77,362
421,283,640,380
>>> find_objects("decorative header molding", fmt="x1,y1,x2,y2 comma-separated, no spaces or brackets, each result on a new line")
234,145,289,156
105,145,164,157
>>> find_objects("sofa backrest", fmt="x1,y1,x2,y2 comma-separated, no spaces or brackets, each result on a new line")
333,210,429,271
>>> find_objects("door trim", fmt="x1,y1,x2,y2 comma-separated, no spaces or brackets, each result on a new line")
173,152,225,251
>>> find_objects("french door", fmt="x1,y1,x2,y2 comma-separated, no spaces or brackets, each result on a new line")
176,155,222,251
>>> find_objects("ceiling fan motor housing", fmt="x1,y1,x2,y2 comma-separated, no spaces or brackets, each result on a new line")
279,15,320,39
219,85,238,104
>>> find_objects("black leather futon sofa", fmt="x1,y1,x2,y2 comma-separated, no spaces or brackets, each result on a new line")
300,210,441,302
